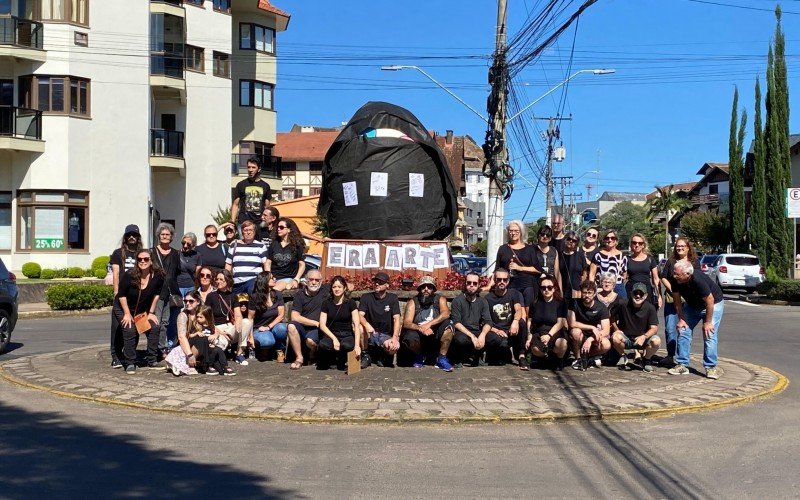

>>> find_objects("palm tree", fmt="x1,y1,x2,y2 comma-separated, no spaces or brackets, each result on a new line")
645,185,692,256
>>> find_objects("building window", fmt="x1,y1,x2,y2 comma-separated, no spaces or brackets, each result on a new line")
239,79,273,110
281,161,296,173
36,0,89,26
239,23,275,54
212,0,229,13
185,45,204,73
74,31,88,46
708,184,719,195
281,188,302,200
212,51,230,78
19,75,90,117
17,190,89,252
0,192,10,250
310,187,321,196
309,161,323,173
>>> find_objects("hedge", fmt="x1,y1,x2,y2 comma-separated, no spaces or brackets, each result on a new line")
21,262,41,279
40,269,56,280
94,268,108,279
92,256,110,273
45,284,114,310
756,280,800,302
67,267,84,279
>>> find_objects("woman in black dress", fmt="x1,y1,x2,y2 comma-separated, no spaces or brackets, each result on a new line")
559,230,587,301
317,276,361,370
532,225,562,294
526,275,569,371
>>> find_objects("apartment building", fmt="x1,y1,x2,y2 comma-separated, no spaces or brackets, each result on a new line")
0,0,288,271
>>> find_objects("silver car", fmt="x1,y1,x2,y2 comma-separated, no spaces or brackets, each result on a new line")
708,253,764,292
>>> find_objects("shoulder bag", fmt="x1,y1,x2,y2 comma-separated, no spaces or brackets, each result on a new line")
132,285,151,334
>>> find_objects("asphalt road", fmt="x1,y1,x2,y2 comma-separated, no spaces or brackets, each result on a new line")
1,298,798,499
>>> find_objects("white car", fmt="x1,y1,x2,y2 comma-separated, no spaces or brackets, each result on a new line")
708,253,764,292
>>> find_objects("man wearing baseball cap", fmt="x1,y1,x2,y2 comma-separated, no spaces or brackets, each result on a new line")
399,276,454,371
108,224,143,368
358,272,401,368
611,281,661,372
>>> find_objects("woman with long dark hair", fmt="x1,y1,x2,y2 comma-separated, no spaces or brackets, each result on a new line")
267,216,306,292
247,272,289,362
589,228,628,298
166,290,203,376
659,237,700,367
317,275,361,370
560,230,587,300
533,225,562,293
526,275,568,371
194,266,216,304
114,249,164,374
205,269,252,366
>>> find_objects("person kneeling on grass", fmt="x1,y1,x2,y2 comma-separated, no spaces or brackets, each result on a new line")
611,282,661,372
568,280,611,370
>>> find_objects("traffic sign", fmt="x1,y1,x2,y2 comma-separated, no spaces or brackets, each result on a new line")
788,188,800,218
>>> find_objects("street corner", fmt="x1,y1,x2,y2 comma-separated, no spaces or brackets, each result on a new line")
0,345,788,425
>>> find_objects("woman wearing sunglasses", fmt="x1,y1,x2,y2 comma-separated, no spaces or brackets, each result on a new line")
526,275,568,371
267,217,306,292
560,230,588,300
176,232,202,298
195,224,229,272
114,249,164,374
533,225,562,294
247,272,290,364
625,233,662,309
166,290,204,376
205,269,252,366
589,229,628,298
194,266,216,304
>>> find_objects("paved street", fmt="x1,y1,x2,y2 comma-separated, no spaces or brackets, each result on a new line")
1,299,798,498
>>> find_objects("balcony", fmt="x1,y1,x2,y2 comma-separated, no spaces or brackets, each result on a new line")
150,0,185,17
0,106,44,153
150,52,185,102
0,16,45,62
690,193,720,205
149,129,184,172
231,153,281,179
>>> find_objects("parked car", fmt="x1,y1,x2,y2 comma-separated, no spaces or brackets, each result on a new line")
700,254,720,276
451,256,471,276
707,253,765,292
303,254,322,272
465,257,487,275
0,257,19,353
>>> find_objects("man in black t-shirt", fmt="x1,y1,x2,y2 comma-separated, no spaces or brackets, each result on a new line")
287,270,329,365
485,268,526,365
108,224,143,368
568,280,611,370
612,282,660,372
668,260,725,379
231,157,272,228
358,272,401,368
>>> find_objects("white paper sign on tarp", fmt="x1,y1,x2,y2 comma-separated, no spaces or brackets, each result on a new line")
384,246,403,271
429,244,449,269
362,243,381,269
403,244,420,268
416,247,436,272
787,188,800,218
327,242,346,267
345,244,364,269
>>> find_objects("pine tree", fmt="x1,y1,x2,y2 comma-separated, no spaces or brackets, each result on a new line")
729,87,747,251
750,77,768,264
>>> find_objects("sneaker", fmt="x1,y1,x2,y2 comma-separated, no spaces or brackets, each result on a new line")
223,368,237,377
616,354,629,368
435,355,454,372
205,368,219,376
170,363,181,377
236,354,249,366
571,359,586,371
276,351,286,363
124,364,136,375
360,351,372,369
554,358,564,372
146,360,166,370
413,354,425,369
590,356,602,368
642,359,654,373
453,362,463,369
706,366,722,380
111,359,123,369
668,364,690,375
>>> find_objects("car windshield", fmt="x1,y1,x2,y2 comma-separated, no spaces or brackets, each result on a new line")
727,256,760,266
701,255,718,264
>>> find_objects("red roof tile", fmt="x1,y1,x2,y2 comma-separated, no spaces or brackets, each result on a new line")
274,131,338,162
257,0,290,18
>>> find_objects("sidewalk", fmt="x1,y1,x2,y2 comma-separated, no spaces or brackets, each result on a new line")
0,345,787,424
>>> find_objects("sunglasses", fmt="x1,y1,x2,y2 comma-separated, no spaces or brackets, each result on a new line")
182,242,192,247
277,225,288,230
224,229,235,234
675,245,687,249
632,292,646,299
205,232,217,237
200,273,212,278
539,234,552,238
420,284,435,290
540,285,554,291
587,233,598,238
372,280,388,285
604,236,617,241
137,257,151,262
466,281,479,286
631,241,644,246
184,299,197,304
566,238,579,243
495,277,509,282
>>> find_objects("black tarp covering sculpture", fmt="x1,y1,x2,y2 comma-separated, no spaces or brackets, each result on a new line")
318,101,458,240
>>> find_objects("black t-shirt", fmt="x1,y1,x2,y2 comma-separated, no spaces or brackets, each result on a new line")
627,255,657,286
176,250,202,289
249,293,285,329
206,290,235,325
292,284,330,322
617,298,658,338
268,240,303,280
495,244,538,289
152,247,180,299
234,177,272,224
485,288,523,330
358,292,401,334
561,251,588,292
552,236,566,255
572,299,609,326
110,248,137,273
322,298,357,334
673,269,724,309
117,272,164,315
533,245,559,277
195,243,228,272
598,294,625,325
530,298,568,335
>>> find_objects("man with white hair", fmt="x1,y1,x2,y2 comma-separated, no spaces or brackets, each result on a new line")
287,269,329,367
668,259,725,379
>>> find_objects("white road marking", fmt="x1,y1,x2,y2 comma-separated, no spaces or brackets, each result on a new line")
728,300,760,307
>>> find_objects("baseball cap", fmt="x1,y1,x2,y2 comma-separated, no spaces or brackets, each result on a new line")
631,282,648,295
372,272,390,284
124,224,140,236
417,276,437,291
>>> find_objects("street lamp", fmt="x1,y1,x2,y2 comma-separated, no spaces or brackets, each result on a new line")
506,69,615,123
380,65,488,123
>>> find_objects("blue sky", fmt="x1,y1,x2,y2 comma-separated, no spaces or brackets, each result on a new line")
274,0,800,222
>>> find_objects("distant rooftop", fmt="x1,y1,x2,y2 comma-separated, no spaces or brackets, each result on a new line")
598,191,649,202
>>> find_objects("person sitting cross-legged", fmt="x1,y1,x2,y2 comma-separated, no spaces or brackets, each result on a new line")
611,282,661,372
359,272,401,368
484,268,526,366
399,276,454,371
449,272,492,367
568,280,611,370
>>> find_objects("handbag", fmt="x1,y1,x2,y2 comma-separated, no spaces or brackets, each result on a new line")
132,287,151,334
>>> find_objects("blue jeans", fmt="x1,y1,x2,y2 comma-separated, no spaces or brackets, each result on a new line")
253,323,288,350
233,279,255,294
179,286,195,299
614,283,627,299
676,300,724,369
663,302,678,357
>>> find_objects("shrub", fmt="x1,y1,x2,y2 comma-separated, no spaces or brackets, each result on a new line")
21,262,42,279
94,268,108,280
40,269,56,280
91,256,110,273
83,268,94,277
53,268,69,279
67,267,85,279
756,280,800,302
46,284,114,310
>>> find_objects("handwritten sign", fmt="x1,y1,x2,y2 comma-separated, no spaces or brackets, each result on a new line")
370,172,388,197
343,181,358,206
409,173,424,197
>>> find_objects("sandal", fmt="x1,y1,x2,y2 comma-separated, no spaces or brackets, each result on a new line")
518,356,529,371
290,359,303,370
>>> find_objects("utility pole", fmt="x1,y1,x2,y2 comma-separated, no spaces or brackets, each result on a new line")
485,0,507,272
554,175,573,220
540,116,572,226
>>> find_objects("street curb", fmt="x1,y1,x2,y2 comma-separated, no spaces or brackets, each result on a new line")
744,297,800,307
0,349,789,425
18,307,111,320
